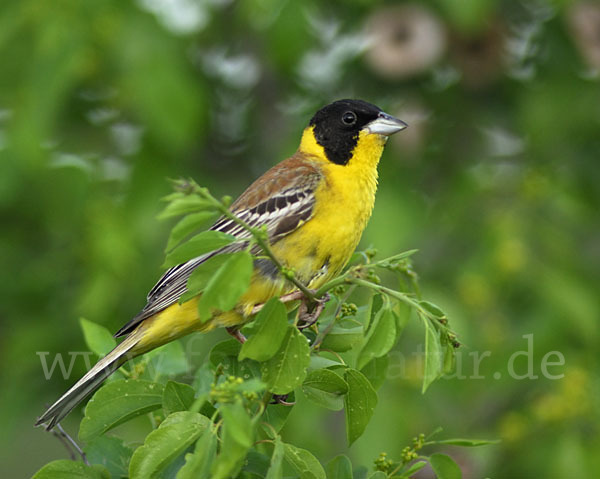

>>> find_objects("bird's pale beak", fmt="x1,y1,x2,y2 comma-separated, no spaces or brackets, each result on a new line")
364,111,408,136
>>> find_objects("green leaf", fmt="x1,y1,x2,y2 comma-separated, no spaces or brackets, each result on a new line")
183,253,234,299
192,362,214,395
163,231,236,268
435,438,500,447
360,355,389,391
166,211,217,251
79,318,116,357
365,294,383,331
357,304,397,370
239,298,289,361
145,340,189,377
79,379,164,442
243,450,271,477
308,354,343,370
261,326,311,394
197,251,253,321
421,315,443,393
129,411,211,479
209,339,261,379
176,427,217,479
262,393,295,433
157,196,214,219
325,454,353,479
394,301,411,341
442,338,456,376
429,453,462,479
84,436,132,479
344,368,378,446
220,401,254,448
419,300,447,319
162,380,195,416
404,460,428,476
301,369,348,410
32,460,110,479
320,325,364,352
265,435,285,479
209,339,241,368
211,402,256,479
283,443,326,479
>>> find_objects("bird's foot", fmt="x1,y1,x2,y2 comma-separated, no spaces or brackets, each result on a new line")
226,327,247,344
297,292,330,330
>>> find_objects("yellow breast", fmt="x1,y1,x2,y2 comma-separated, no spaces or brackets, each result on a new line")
272,127,386,288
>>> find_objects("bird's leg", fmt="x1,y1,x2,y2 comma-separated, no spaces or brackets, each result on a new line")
250,290,305,315
226,327,247,344
51,422,89,465
248,289,330,329
297,292,331,330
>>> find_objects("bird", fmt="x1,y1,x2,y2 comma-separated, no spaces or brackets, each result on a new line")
35,99,407,430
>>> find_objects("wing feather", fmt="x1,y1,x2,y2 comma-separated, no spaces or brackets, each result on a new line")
114,156,322,337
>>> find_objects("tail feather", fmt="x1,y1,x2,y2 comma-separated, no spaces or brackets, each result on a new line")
35,334,140,430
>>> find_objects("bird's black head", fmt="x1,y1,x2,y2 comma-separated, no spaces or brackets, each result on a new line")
308,99,406,165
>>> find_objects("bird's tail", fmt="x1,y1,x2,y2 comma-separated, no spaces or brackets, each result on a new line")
35,333,140,431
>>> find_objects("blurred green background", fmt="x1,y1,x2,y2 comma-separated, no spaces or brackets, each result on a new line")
1,0,599,477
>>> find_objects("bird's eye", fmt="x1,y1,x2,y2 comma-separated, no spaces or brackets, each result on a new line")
342,111,357,125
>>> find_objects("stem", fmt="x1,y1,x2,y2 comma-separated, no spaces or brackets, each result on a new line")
196,186,316,303
347,278,455,335
311,285,356,350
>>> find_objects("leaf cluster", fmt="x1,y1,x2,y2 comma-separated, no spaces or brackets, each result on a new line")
34,182,495,479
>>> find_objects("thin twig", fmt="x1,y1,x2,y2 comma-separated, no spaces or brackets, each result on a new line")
53,423,89,465
311,285,356,350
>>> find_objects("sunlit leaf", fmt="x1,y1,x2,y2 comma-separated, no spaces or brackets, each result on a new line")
320,324,363,352
356,304,397,370
239,298,289,361
32,460,110,479
162,380,195,416
429,453,462,479
129,411,210,479
166,211,218,251
183,253,234,300
163,231,236,268
80,318,116,357
79,380,164,442
158,196,214,219
283,443,326,479
301,368,348,410
197,251,253,321
261,326,311,394
344,368,378,446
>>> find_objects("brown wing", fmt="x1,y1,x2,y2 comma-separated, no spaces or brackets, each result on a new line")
115,154,322,337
